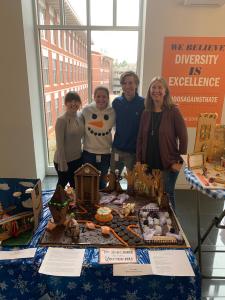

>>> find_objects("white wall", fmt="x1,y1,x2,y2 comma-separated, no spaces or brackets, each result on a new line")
0,0,45,180
141,0,225,187
21,0,46,180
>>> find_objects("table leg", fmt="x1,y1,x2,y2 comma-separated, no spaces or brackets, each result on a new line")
195,190,202,273
194,192,225,279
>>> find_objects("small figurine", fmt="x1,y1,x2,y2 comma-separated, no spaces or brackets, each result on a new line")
86,221,96,230
159,192,170,211
202,166,208,177
103,169,123,193
115,169,123,193
101,226,111,236
221,156,225,168
13,191,22,198
64,213,80,241
65,186,76,209
121,203,135,217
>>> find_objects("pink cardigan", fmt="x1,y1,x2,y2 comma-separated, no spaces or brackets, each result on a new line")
136,106,188,169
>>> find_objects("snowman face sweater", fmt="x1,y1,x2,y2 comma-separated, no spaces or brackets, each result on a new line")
81,102,115,154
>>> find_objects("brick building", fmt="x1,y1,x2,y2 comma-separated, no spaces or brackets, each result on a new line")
91,51,113,94
38,0,113,163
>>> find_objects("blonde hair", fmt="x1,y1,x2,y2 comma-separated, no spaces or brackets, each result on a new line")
144,76,174,111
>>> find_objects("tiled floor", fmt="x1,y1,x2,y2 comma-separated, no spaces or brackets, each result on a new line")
42,176,225,299
176,190,225,299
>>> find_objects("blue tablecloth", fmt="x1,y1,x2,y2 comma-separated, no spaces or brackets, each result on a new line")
0,191,201,300
184,167,225,200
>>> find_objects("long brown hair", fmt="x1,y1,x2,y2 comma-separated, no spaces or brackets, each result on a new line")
144,76,174,111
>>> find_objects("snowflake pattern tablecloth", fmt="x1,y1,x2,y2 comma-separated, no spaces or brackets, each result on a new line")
0,190,201,300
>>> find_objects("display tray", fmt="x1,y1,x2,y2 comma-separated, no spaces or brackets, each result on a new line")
40,196,189,249
192,163,225,189
138,206,187,247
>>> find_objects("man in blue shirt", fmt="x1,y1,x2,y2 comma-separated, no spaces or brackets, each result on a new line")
111,71,144,173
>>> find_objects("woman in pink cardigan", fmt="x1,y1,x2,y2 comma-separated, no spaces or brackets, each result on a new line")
136,76,188,209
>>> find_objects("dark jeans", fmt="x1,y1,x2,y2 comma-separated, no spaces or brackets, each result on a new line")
110,147,136,174
54,158,82,189
163,169,179,210
82,150,111,189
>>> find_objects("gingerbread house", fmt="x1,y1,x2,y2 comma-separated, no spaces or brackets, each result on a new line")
207,125,225,163
194,113,218,158
75,163,100,205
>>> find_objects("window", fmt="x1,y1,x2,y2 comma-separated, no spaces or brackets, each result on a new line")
42,55,49,85
58,30,61,48
90,0,113,25
64,62,68,82
50,19,56,44
59,60,63,83
64,31,67,51
52,58,57,84
45,98,52,128
55,97,60,117
39,6,46,39
70,63,73,82
35,0,143,171
61,91,65,112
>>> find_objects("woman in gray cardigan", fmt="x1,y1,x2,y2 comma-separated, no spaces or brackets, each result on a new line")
136,76,188,209
54,91,84,188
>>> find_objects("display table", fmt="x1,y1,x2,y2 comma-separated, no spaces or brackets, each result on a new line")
0,191,201,300
184,167,225,279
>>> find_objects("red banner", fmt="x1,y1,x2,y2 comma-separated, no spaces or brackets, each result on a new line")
162,37,225,127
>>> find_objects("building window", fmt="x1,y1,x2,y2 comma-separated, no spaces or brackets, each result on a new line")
62,95,65,112
55,97,59,117
64,31,67,51
42,55,49,85
58,30,61,48
50,19,56,44
39,6,46,39
70,63,73,82
52,58,57,84
59,60,63,83
65,62,68,83
45,99,52,128
68,34,71,53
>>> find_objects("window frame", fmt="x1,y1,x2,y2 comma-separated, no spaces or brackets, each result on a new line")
34,0,144,175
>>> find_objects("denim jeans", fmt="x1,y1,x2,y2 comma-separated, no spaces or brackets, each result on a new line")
163,169,179,210
82,151,111,190
110,147,136,174
54,158,82,189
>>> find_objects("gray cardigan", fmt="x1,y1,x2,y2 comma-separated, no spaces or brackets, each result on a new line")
54,111,84,171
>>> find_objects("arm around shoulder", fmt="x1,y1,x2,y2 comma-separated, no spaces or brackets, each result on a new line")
136,111,146,162
55,117,68,171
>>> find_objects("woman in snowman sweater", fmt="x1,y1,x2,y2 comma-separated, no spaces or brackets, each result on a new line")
82,86,115,189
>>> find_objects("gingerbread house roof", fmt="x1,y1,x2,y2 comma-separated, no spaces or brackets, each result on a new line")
75,163,101,176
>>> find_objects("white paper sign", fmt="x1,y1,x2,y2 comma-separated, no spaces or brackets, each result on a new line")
149,250,195,277
39,247,85,277
99,248,137,264
113,263,153,276
0,248,36,260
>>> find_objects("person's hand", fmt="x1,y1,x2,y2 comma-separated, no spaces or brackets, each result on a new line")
171,162,182,172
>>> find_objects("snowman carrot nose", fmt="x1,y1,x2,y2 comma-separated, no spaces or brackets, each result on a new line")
88,120,104,128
